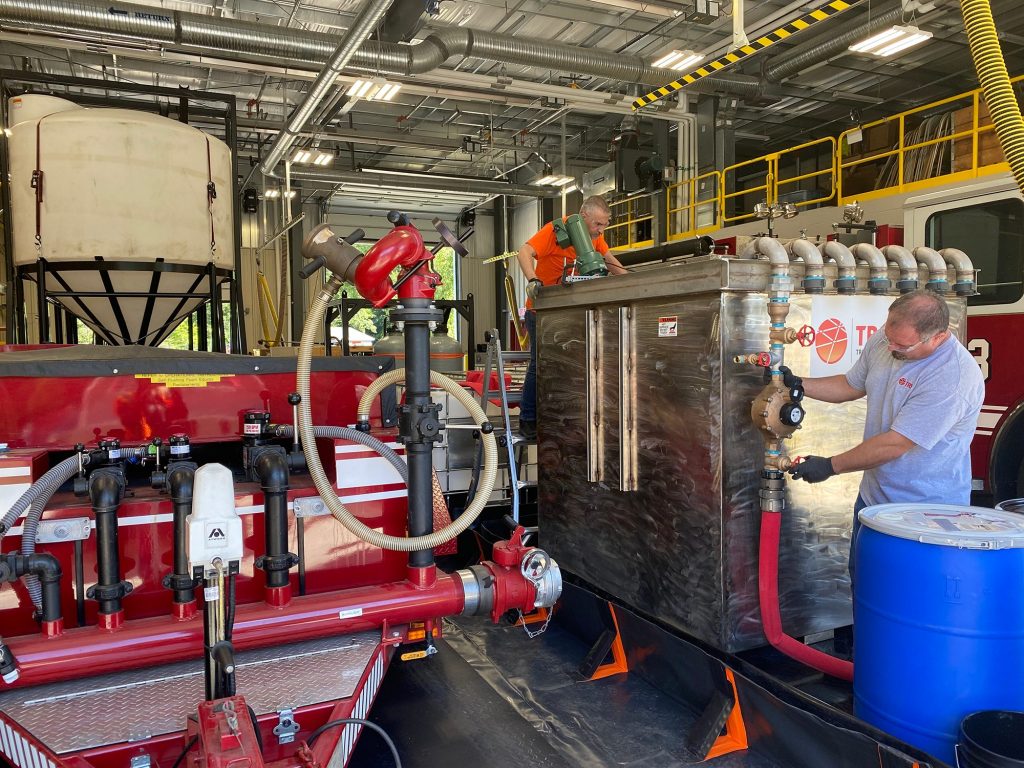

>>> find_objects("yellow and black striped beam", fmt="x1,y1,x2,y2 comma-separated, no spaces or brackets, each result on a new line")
633,0,862,110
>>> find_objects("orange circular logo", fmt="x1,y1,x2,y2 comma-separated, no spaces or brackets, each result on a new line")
815,318,848,364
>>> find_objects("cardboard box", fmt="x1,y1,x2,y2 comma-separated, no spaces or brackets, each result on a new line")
953,104,1004,171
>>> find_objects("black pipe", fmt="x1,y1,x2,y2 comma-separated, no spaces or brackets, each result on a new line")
396,298,441,570
252,450,295,589
165,463,198,605
616,235,716,268
87,468,130,616
0,552,63,624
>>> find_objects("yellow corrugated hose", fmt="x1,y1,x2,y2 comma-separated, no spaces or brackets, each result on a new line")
961,0,1024,194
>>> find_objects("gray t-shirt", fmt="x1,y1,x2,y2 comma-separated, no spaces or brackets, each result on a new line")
844,331,984,506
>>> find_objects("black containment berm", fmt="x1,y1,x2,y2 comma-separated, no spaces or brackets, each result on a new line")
959,711,1024,768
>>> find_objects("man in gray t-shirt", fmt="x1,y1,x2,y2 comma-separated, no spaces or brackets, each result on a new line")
787,289,984,511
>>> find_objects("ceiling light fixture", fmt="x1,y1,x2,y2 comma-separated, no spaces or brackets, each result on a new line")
263,189,297,199
848,25,932,57
533,174,576,187
652,49,704,71
292,150,312,164
313,152,333,166
347,78,403,101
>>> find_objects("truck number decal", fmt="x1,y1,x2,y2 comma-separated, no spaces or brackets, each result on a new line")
967,338,990,381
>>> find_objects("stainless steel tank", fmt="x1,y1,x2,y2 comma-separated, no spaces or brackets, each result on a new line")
534,257,967,652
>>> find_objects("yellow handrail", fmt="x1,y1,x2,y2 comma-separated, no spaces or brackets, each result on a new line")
605,192,655,249
663,73,1022,241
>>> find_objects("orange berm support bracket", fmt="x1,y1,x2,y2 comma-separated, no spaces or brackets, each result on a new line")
704,668,749,760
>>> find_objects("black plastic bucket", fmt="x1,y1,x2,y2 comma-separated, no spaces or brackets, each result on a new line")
958,711,1024,767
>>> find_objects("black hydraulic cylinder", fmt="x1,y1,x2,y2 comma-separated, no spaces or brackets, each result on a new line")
166,463,198,604
88,468,129,616
253,450,294,589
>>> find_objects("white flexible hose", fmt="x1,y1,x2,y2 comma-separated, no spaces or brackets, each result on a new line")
297,276,498,551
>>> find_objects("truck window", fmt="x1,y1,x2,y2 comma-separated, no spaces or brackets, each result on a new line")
925,198,1024,306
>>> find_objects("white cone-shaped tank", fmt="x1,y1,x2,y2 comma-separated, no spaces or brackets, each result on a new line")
8,95,234,345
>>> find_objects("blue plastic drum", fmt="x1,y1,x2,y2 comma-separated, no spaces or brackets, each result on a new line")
854,504,1024,765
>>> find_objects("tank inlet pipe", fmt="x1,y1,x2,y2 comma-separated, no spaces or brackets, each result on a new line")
786,238,825,294
960,0,1024,197
296,274,498,551
912,247,950,293
939,248,977,295
881,245,920,293
819,241,857,294
738,237,854,680
849,243,891,295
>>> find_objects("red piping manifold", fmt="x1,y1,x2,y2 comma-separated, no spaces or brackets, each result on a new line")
355,226,431,307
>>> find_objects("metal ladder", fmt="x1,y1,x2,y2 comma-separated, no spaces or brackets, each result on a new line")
469,329,534,525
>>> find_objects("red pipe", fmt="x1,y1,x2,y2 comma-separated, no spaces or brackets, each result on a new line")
354,226,426,307
758,509,854,681
5,563,527,689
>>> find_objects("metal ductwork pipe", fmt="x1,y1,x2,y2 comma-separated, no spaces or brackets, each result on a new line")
289,167,563,198
260,0,394,174
765,6,903,83
0,0,763,91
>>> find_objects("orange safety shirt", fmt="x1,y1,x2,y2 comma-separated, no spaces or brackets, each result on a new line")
525,219,609,308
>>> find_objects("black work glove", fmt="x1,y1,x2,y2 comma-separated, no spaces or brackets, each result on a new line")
526,278,544,301
789,455,835,484
778,365,802,390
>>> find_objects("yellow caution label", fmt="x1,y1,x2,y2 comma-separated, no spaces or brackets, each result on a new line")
400,650,428,662
135,374,234,388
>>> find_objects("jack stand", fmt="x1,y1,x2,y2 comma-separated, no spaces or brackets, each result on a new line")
576,602,628,681
687,667,748,761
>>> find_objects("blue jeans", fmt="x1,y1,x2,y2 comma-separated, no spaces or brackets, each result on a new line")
520,310,537,423
850,493,868,591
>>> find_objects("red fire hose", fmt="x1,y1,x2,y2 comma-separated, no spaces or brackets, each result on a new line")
759,509,854,681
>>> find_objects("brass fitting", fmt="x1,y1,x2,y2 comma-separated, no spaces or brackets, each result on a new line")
751,381,804,441
767,302,791,326
768,327,799,344
764,453,794,471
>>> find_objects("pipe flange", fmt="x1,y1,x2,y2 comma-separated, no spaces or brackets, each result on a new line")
834,276,857,295
868,277,891,295
458,565,495,617
896,279,919,294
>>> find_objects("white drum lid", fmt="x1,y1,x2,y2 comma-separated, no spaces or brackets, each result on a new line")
859,503,1024,550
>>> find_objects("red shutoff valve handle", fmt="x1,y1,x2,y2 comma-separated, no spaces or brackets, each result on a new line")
756,351,772,368
797,325,816,347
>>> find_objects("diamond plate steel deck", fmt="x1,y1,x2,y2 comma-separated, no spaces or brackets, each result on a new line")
0,631,381,755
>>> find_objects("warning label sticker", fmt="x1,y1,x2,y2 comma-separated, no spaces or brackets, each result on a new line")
136,374,234,388
658,316,678,337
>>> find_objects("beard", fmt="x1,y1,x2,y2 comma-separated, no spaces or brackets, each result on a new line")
891,351,907,361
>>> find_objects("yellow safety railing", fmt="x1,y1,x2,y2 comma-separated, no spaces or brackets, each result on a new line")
605,192,655,249
665,170,723,239
776,137,836,209
663,74,1021,241
722,156,774,225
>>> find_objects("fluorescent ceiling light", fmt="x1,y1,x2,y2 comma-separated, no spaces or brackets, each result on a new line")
313,152,333,166
347,79,402,101
533,174,576,186
652,49,704,71
263,189,279,198
292,150,312,164
848,25,932,57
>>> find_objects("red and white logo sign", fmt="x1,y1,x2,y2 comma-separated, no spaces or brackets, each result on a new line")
815,317,848,365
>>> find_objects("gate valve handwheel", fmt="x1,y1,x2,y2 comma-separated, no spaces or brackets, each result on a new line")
432,217,469,257
797,325,816,347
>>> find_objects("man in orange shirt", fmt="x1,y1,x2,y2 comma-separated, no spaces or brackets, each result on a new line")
515,195,627,439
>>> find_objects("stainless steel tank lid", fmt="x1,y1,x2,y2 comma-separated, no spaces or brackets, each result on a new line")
858,503,1024,550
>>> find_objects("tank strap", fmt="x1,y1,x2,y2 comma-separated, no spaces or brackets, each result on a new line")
31,118,47,251
204,136,216,255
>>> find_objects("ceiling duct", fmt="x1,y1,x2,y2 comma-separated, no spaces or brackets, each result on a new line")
290,167,563,197
0,0,763,93
260,0,393,174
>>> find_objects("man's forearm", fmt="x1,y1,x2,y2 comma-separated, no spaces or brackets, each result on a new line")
831,430,915,474
604,252,628,275
803,374,864,403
